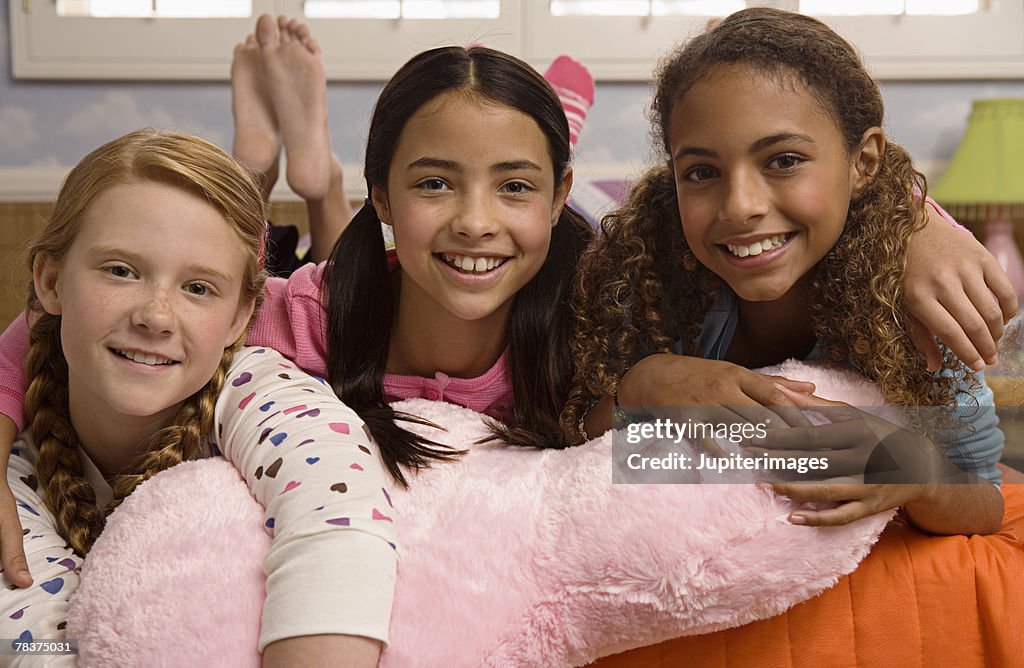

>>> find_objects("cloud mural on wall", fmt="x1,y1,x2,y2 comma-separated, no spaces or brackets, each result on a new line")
58,91,227,149
5,0,1024,185
0,106,39,154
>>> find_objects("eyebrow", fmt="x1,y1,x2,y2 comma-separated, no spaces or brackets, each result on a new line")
91,246,236,284
673,132,816,162
406,157,544,173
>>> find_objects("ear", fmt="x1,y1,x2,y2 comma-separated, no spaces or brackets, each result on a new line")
32,254,63,316
224,294,257,349
551,167,574,226
851,127,885,198
370,185,392,226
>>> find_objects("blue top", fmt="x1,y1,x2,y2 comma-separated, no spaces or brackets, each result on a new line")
674,290,1004,485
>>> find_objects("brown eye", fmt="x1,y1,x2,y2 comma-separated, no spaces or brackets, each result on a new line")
768,154,804,170
418,178,449,191
684,166,718,182
501,180,533,195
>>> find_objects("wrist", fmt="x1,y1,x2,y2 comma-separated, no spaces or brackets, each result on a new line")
619,355,661,409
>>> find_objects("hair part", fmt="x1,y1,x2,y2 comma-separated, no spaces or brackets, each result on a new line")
325,46,594,484
24,129,268,554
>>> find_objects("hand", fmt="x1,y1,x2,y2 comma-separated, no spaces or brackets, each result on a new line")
905,203,1018,371
619,353,818,431
753,388,947,526
0,478,31,587
744,395,943,481
765,480,923,527
0,415,30,587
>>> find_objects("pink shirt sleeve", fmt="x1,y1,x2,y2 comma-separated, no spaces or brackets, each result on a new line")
0,315,31,431
924,195,968,232
246,262,331,379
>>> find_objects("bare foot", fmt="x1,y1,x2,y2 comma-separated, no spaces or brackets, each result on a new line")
257,14,331,201
231,31,280,196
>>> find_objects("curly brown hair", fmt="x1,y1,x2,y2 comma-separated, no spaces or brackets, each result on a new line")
562,8,964,441
24,129,267,555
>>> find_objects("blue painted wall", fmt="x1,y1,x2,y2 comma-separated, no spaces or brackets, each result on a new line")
4,0,1024,184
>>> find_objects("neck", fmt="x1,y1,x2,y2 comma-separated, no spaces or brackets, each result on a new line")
68,393,177,478
387,270,509,379
727,276,817,368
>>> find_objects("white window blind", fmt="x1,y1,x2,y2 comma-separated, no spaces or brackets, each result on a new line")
10,0,1024,80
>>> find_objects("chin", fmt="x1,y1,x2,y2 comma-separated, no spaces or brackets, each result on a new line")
731,284,793,303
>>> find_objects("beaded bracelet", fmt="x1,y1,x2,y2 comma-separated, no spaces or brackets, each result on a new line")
576,395,601,442
612,393,646,427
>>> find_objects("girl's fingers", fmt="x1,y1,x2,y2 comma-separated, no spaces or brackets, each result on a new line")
937,288,999,364
0,491,32,588
982,252,1020,324
907,315,943,372
750,422,851,451
945,283,1003,364
769,481,863,504
774,384,855,411
764,375,816,395
788,500,874,526
694,436,729,458
742,376,813,428
907,299,985,371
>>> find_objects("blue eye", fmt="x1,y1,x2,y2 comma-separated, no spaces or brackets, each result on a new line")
106,265,135,279
186,282,211,297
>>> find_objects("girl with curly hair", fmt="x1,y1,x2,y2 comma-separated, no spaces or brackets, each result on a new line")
563,8,1006,536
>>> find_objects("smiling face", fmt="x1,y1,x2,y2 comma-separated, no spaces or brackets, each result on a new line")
35,181,254,428
372,91,570,330
669,65,878,303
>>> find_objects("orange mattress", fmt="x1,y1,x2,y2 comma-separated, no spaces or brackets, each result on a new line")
593,481,1024,667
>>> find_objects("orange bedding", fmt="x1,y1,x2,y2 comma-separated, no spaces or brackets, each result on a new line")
593,481,1024,667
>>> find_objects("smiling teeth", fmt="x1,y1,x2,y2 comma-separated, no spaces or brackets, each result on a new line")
726,234,788,258
116,349,174,366
444,254,507,273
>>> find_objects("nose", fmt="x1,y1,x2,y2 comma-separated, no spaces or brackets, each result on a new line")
130,286,176,334
719,168,769,225
451,189,500,240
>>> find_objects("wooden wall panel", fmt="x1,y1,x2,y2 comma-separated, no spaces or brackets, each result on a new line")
0,203,51,329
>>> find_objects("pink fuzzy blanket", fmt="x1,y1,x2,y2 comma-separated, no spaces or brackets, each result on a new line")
66,362,892,667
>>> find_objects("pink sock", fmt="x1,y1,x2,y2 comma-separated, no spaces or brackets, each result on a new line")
543,55,595,149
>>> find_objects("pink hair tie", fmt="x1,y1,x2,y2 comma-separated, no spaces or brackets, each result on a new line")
257,221,271,270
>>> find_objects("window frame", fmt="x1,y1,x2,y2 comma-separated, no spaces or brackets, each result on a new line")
10,0,1024,81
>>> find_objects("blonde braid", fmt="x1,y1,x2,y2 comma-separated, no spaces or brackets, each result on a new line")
106,346,238,513
25,315,105,555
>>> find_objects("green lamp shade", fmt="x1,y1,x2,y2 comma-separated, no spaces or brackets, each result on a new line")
933,98,1024,222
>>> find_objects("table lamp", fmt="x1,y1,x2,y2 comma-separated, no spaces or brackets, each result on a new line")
933,98,1024,299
